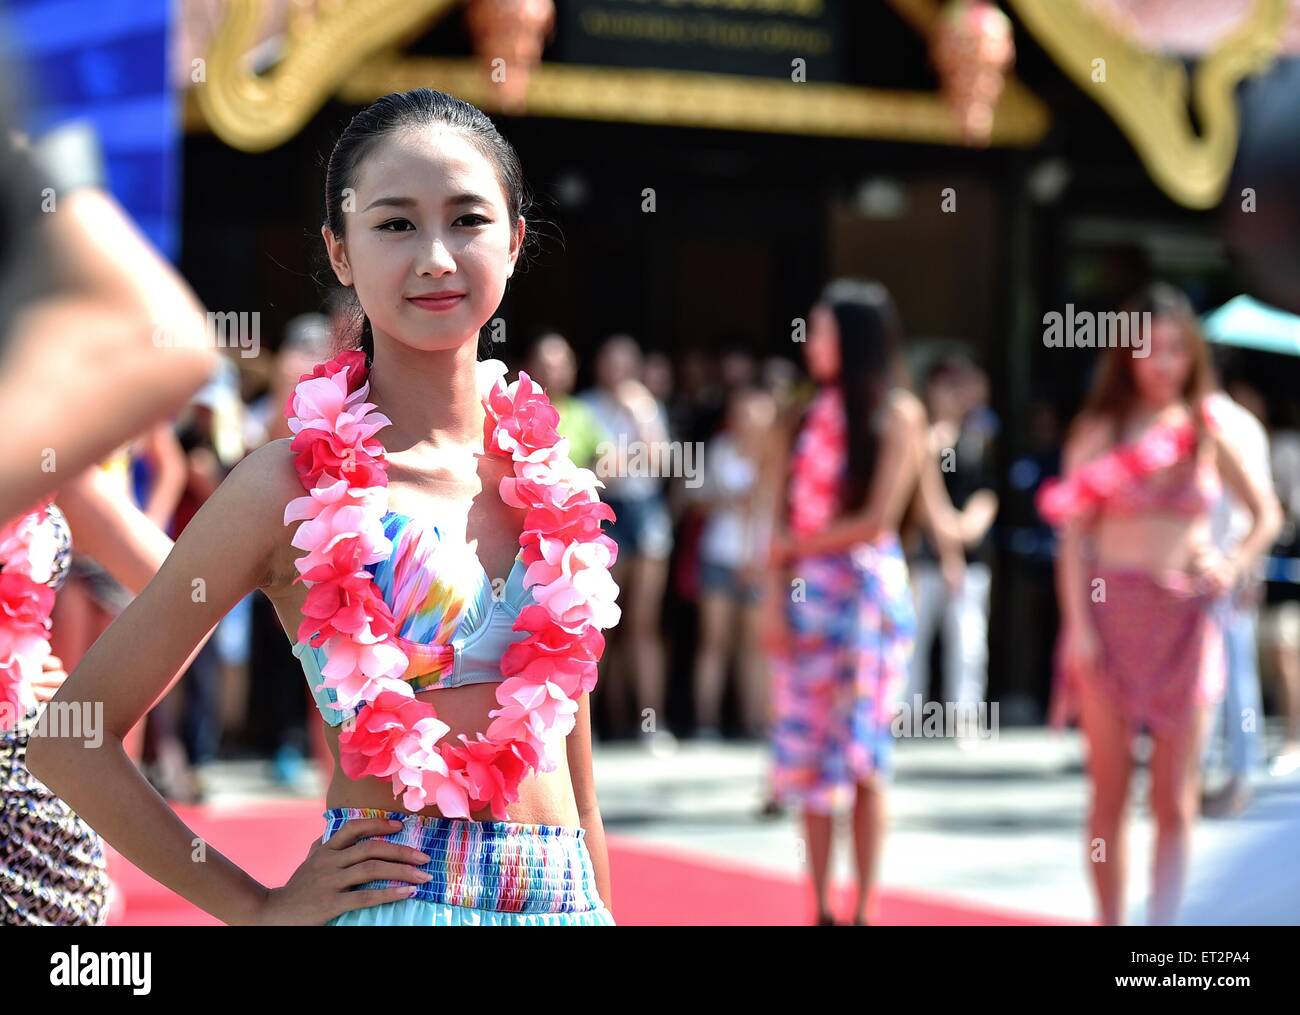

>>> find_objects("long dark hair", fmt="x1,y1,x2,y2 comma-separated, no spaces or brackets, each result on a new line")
819,278,906,515
320,88,537,363
1079,281,1216,440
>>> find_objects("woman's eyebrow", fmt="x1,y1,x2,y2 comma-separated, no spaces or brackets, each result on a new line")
359,193,491,212
446,192,491,209
361,195,417,212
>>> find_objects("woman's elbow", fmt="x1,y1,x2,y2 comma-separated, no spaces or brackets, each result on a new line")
1263,497,1285,545
23,707,107,786
857,516,885,546
22,729,62,786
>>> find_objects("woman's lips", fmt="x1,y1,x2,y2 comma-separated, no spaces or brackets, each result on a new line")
407,294,465,311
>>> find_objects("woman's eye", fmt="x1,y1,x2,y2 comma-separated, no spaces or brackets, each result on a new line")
456,214,489,226
376,218,413,231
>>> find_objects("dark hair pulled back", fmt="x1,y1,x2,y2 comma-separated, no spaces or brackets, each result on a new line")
321,88,536,363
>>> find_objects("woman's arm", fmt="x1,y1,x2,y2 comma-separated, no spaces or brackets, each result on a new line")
0,187,215,519
958,489,999,546
1213,429,1283,585
565,692,612,909
913,425,966,587
138,422,189,529
1054,418,1110,683
752,413,795,579
25,441,301,925
55,464,173,594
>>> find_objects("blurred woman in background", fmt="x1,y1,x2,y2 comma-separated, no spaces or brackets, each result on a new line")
1041,282,1281,925
580,335,675,746
690,384,779,740
762,278,961,926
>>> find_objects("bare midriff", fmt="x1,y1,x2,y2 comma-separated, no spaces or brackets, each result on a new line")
1091,511,1212,576
319,682,582,828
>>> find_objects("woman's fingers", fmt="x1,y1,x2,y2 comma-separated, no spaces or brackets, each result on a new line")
308,818,433,920
335,838,430,872
333,886,421,915
322,817,403,851
31,660,69,702
335,857,433,889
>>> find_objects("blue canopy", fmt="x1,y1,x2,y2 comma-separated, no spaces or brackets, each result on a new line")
1202,295,1300,357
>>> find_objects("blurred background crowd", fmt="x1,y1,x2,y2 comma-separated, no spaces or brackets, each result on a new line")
51,313,1299,818
5,0,1300,927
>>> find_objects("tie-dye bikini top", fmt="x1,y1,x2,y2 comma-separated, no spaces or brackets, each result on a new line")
293,508,535,728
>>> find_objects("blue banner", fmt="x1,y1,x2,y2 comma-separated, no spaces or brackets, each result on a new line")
1,0,178,258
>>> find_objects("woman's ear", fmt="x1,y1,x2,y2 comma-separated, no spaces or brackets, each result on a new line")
322,224,353,287
506,215,525,280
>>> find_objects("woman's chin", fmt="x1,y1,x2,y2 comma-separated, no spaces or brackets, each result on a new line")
384,329,482,355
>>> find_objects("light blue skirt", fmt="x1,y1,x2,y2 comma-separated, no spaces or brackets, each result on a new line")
321,808,615,927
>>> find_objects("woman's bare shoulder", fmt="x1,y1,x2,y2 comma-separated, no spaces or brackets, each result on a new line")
1063,413,1114,466
883,387,927,434
207,439,305,587
224,438,303,507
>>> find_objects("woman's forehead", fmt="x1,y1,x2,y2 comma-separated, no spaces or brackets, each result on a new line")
353,128,502,202
1150,315,1187,345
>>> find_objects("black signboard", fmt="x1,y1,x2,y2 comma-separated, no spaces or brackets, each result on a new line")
551,0,844,81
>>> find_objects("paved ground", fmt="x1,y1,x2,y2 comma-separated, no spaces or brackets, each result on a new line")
193,726,1300,925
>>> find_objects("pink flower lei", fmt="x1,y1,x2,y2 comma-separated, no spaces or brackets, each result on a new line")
283,350,620,819
0,500,59,731
1036,397,1221,527
786,385,846,539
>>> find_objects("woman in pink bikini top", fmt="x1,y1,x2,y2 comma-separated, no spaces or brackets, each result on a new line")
1103,450,1220,519
1041,282,1281,928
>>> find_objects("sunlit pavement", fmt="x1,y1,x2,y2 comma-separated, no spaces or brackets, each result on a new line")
191,726,1300,925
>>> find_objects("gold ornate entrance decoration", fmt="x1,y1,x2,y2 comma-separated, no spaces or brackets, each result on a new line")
1005,0,1288,209
192,0,1050,152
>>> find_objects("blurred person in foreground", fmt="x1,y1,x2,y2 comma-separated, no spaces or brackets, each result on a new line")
0,121,214,518
1039,283,1281,925
0,99,214,923
762,279,962,925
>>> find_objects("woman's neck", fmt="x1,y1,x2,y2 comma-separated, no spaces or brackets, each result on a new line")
1116,392,1185,443
1136,391,1181,414
1130,392,1185,427
365,334,486,454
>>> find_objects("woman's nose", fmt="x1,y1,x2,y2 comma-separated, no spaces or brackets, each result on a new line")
417,234,456,274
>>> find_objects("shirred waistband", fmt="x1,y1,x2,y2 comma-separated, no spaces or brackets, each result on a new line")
321,807,604,915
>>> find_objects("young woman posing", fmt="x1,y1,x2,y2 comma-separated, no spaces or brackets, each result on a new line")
29,89,619,926
1041,283,1281,925
762,279,962,926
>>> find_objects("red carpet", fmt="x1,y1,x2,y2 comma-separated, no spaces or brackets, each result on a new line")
103,799,1077,926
